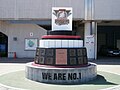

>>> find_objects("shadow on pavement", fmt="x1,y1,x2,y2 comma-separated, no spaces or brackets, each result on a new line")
91,57,120,65
44,75,117,85
0,58,33,63
85,75,117,85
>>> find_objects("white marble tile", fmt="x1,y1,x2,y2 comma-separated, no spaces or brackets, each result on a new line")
78,40,83,47
39,40,44,47
55,40,62,48
73,40,79,47
68,40,74,48
44,40,49,48
49,40,55,48
61,40,68,48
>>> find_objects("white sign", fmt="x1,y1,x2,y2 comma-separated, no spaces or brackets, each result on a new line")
25,39,38,50
85,35,94,44
52,7,72,31
85,35,95,59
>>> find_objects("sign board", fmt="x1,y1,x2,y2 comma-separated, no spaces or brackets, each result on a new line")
85,35,94,44
52,7,72,31
85,35,95,59
25,38,38,50
56,49,67,65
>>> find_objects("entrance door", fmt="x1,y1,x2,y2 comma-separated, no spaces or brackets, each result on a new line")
0,32,8,57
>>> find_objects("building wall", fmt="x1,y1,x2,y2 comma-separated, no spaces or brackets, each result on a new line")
1,0,120,59
0,0,85,20
94,0,120,20
0,21,9,35
0,21,47,58
1,0,120,20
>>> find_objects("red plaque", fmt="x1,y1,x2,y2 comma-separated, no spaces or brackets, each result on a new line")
56,49,67,65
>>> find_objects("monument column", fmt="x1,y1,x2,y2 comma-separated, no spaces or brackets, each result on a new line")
84,21,97,60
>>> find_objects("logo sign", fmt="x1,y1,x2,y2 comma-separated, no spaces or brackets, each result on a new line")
52,7,72,31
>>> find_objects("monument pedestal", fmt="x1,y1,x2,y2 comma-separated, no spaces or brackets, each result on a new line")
26,7,97,84
26,62,97,84
26,34,97,84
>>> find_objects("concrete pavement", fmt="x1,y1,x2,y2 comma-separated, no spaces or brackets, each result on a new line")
0,58,120,90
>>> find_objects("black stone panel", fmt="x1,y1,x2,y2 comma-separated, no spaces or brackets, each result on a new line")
34,56,39,64
78,57,84,65
36,47,40,56
77,49,83,56
34,48,88,66
39,57,45,64
82,49,87,56
46,49,54,56
69,57,77,65
69,49,76,56
45,57,54,64
40,49,46,56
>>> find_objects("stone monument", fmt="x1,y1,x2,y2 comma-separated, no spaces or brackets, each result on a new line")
26,7,97,84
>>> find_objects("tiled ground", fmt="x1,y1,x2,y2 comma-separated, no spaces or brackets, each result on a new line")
0,58,120,90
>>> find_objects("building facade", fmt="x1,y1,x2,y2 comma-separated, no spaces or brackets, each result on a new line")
0,0,120,59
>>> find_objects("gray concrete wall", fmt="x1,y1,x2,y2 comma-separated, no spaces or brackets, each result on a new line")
0,21,47,58
94,0,120,20
0,0,85,20
0,21,9,35
1,0,120,20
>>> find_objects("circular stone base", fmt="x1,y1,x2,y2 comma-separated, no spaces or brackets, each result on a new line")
26,62,97,84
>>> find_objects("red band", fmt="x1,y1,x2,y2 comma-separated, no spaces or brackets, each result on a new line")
32,62,89,68
41,35,81,39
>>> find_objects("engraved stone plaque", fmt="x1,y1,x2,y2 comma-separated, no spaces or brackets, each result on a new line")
83,57,87,64
45,57,53,64
56,49,67,65
40,49,45,56
36,48,40,56
34,56,39,64
39,57,45,64
70,58,76,65
77,49,83,56
69,49,76,56
82,49,86,56
78,57,83,65
46,49,54,56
